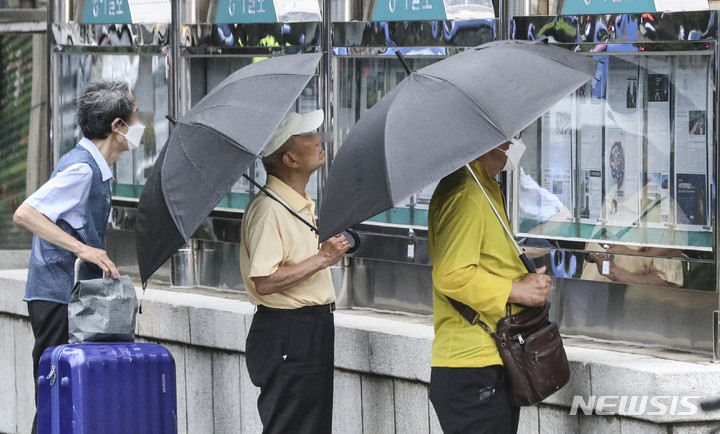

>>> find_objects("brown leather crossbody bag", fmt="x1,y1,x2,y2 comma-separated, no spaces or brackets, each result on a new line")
448,298,570,406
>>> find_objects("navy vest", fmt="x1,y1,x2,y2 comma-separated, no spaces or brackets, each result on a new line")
24,144,112,304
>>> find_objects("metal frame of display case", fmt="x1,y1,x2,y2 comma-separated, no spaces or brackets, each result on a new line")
44,0,720,357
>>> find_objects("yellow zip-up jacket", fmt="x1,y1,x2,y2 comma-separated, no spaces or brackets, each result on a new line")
428,160,525,368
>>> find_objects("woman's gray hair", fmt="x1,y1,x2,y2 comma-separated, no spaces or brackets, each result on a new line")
76,80,135,140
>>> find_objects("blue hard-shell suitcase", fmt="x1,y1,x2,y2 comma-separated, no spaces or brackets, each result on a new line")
37,343,177,434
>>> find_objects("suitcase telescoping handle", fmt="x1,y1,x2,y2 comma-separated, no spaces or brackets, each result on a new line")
74,258,106,283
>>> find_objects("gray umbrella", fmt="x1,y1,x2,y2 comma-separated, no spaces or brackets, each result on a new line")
136,52,322,285
318,40,597,241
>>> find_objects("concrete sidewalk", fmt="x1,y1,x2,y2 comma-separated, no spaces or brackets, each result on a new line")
2,267,720,433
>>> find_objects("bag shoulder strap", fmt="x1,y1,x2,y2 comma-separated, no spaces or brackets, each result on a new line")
447,296,511,339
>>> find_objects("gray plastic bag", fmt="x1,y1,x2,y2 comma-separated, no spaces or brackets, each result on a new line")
68,259,138,343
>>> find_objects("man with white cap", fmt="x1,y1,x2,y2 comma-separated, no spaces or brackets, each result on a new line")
240,109,350,434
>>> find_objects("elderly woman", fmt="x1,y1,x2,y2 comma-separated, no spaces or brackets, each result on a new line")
13,80,142,434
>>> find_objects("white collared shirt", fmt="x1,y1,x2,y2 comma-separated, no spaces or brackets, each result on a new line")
24,138,114,229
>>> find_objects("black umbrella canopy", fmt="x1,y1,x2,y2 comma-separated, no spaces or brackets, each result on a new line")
136,53,323,284
318,40,597,241
136,140,184,286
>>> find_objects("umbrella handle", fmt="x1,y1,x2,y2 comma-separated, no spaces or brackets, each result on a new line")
519,252,536,274
343,228,361,255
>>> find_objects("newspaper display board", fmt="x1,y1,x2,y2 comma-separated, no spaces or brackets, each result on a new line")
518,53,713,250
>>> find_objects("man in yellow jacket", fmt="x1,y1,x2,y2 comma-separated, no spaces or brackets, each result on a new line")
428,138,552,434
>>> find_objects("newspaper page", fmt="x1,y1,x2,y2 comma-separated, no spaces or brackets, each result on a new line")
541,94,574,213
674,55,711,232
577,81,603,225
604,56,642,229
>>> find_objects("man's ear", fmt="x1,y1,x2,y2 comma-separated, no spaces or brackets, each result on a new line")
282,151,299,169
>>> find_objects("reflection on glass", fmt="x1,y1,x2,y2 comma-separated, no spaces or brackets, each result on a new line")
336,55,442,226
518,168,572,234
55,53,169,198
580,244,683,288
517,53,714,251
185,56,321,211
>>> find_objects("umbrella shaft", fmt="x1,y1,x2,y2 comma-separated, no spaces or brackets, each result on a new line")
465,164,535,274
464,164,524,257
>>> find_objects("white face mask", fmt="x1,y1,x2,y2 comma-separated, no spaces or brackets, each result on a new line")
119,119,145,151
500,138,526,171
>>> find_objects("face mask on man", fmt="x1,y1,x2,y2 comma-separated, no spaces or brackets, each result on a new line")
500,137,526,172
118,119,145,151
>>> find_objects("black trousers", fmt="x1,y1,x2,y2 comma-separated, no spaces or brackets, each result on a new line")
430,365,520,434
245,306,335,434
27,300,69,434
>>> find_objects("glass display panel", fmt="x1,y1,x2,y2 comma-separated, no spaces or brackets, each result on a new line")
184,56,321,210
335,55,443,226
54,52,170,199
517,52,715,252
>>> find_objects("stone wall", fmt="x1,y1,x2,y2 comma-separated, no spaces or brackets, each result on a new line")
3,267,720,434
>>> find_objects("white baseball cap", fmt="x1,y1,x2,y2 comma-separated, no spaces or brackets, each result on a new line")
261,109,324,157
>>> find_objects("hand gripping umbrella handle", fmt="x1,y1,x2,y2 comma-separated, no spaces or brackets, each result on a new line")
343,228,361,254
464,164,536,274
